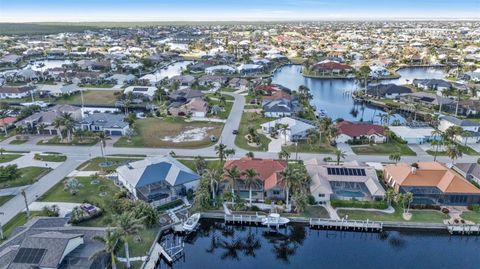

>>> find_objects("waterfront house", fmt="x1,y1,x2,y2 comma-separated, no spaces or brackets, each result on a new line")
237,64,264,76
446,99,480,116
366,84,412,99
19,104,82,134
78,113,129,136
0,217,108,269
169,75,195,87
205,65,236,75
412,79,466,92
262,98,301,118
438,115,480,144
335,121,386,144
388,126,440,144
0,86,34,99
168,97,208,118
116,156,200,206
401,92,455,108
223,157,288,202
305,159,385,204
260,117,315,142
198,75,227,87
384,162,480,206
124,86,157,100
311,60,353,76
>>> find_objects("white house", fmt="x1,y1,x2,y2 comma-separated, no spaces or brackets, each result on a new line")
124,86,157,100
0,86,34,99
438,115,480,144
389,126,441,144
260,117,315,142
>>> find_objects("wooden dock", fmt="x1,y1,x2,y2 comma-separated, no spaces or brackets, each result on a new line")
143,243,162,269
448,224,480,235
310,218,383,232
224,214,265,225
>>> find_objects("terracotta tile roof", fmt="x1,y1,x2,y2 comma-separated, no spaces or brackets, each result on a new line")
0,117,16,125
336,121,385,137
384,162,480,194
314,62,352,70
224,157,287,190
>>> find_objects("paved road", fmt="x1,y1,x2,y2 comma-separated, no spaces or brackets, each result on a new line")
0,91,478,224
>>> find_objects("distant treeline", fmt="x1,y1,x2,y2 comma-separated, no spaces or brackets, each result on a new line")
0,23,98,35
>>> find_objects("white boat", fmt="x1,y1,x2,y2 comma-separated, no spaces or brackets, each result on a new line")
261,213,290,226
182,213,201,232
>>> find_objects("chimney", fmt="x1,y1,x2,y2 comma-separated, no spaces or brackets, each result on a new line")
411,163,419,174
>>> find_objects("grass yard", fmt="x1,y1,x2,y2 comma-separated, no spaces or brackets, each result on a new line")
337,205,449,223
283,137,337,154
118,228,159,258
114,117,223,148
56,90,119,105
351,141,416,156
235,112,272,152
39,176,121,227
78,156,144,171
9,139,28,145
2,211,49,240
178,159,222,172
426,144,479,156
38,136,99,146
207,100,233,119
34,153,67,162
0,195,14,206
0,153,23,163
461,211,480,224
284,205,330,218
0,167,51,188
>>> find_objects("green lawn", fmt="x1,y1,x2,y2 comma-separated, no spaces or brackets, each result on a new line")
337,205,449,223
0,167,51,188
2,211,49,240
351,141,416,156
55,90,119,105
114,117,223,148
283,137,337,154
426,144,479,156
34,153,67,162
39,176,121,227
461,211,480,224
235,112,272,152
284,205,330,218
0,153,23,163
0,195,14,206
78,157,144,171
38,136,99,146
9,139,28,145
178,159,222,171
207,100,233,119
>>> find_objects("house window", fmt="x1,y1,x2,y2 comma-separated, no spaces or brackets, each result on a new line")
318,194,325,198
273,190,280,195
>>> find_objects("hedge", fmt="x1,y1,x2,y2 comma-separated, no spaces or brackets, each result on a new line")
330,199,388,210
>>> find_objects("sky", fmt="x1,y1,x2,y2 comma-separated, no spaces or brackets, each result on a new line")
0,0,479,22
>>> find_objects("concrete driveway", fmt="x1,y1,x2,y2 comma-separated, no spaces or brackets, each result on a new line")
337,143,355,155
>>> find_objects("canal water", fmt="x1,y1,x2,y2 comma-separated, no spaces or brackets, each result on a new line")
158,219,480,269
272,65,446,122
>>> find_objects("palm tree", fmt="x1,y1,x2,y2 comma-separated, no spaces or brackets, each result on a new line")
327,126,339,144
446,145,462,164
384,188,396,207
0,148,4,159
278,148,291,162
93,229,121,269
404,192,413,214
96,132,109,162
242,168,260,207
0,110,9,136
389,153,401,164
53,117,64,141
224,166,241,203
203,169,222,202
334,149,346,165
60,112,74,142
277,123,290,145
215,143,235,165
279,166,297,210
115,212,145,269
431,129,443,162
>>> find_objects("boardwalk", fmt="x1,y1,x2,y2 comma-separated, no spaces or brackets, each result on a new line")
310,218,383,232
224,214,265,225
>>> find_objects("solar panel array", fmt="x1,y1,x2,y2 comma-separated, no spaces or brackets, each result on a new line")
13,248,46,264
327,167,366,176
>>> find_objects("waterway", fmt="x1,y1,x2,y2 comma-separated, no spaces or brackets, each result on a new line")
272,65,446,122
157,219,480,269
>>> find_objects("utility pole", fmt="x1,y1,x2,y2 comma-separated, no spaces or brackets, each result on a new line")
0,212,4,240
21,189,30,219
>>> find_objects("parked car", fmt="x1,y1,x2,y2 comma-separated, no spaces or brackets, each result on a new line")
232,130,238,134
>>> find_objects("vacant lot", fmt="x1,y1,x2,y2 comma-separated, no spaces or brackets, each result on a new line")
114,117,223,148
351,141,416,156
78,156,144,171
56,90,119,105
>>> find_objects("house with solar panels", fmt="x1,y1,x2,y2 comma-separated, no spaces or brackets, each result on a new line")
305,159,385,204
115,156,200,206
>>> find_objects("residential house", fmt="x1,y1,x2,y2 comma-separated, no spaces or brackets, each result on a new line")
169,88,204,103
0,217,108,269
168,97,208,118
0,116,16,133
169,75,195,87
228,78,249,91
237,64,263,76
366,84,412,99
198,75,227,87
115,156,200,206
388,126,440,144
384,162,480,205
305,159,385,204
452,163,480,186
401,92,455,108
413,79,467,92
0,86,34,99
262,98,301,118
260,117,315,142
205,65,236,75
438,115,480,144
124,86,157,100
78,113,129,136
336,121,386,144
19,104,82,134
312,60,353,75
223,157,288,202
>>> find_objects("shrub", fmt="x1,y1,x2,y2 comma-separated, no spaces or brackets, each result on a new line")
264,198,272,205
307,195,316,205
330,199,388,210
441,208,450,214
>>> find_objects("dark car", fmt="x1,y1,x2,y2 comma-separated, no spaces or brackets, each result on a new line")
232,130,239,135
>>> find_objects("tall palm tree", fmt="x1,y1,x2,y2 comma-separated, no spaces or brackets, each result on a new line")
431,129,443,162
0,110,9,136
96,132,109,162
203,169,222,202
389,153,401,164
242,168,260,207
334,149,346,165
215,143,235,165
59,112,74,142
53,117,64,141
277,123,290,145
278,148,291,162
446,145,462,164
115,212,145,269
279,166,297,210
384,188,396,207
404,192,414,214
224,166,241,203
93,229,121,269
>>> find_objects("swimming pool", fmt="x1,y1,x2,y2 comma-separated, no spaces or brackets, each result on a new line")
335,190,365,198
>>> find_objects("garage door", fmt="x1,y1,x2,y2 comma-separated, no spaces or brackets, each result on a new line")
110,130,122,136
